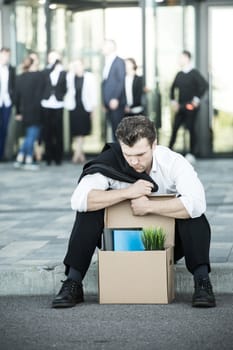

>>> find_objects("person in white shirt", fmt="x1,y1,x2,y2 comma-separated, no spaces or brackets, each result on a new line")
64,59,97,164
0,47,15,160
52,115,216,309
41,51,67,165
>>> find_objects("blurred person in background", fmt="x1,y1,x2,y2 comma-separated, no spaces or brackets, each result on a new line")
29,52,44,163
0,48,15,161
41,51,67,165
14,55,43,170
169,50,208,163
124,57,145,116
102,39,126,141
65,59,97,164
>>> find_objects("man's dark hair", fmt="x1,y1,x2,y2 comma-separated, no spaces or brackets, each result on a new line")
104,39,117,50
115,115,157,147
182,50,191,60
0,47,10,53
126,57,137,71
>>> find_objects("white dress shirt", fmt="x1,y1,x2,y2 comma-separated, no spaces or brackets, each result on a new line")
71,145,206,218
102,53,117,80
125,75,134,107
41,64,64,109
65,71,97,112
0,64,11,107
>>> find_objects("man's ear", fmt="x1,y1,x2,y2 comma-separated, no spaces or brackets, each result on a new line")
152,140,157,150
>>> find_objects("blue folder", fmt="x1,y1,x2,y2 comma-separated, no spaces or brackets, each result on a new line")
113,230,144,251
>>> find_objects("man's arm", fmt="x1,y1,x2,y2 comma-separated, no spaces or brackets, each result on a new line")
130,196,190,219
87,179,154,211
194,69,209,98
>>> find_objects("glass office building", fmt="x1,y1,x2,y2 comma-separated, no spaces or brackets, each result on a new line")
1,0,233,157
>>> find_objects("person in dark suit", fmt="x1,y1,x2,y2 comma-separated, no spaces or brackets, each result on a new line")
169,50,208,160
0,47,16,160
124,57,144,116
102,39,126,141
41,51,67,165
14,55,44,170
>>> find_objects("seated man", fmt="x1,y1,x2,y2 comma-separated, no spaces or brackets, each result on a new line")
52,115,216,308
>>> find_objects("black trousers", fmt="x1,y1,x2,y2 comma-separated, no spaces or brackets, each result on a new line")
64,210,211,278
169,108,198,155
42,107,63,164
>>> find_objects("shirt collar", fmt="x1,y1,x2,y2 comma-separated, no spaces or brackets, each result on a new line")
105,52,117,63
182,63,193,73
150,150,158,174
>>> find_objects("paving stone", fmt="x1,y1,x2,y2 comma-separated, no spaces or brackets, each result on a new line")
0,159,233,295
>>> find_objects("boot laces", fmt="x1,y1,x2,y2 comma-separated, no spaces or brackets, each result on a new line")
61,279,80,293
197,277,212,294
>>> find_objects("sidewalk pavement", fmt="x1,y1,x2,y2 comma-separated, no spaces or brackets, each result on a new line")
0,158,233,297
1,294,233,350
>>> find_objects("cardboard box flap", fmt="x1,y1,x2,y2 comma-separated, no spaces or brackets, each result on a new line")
104,196,175,247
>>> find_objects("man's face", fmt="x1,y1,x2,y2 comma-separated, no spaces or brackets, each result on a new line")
120,138,156,174
179,53,189,68
48,51,60,65
102,41,115,56
0,51,10,65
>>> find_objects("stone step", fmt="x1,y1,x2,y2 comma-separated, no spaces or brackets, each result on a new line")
1,260,232,297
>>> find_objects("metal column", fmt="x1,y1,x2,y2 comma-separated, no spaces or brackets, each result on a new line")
195,2,212,157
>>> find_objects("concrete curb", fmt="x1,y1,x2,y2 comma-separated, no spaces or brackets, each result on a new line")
0,260,233,296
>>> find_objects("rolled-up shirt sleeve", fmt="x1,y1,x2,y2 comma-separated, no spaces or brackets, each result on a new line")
171,156,206,218
71,173,110,212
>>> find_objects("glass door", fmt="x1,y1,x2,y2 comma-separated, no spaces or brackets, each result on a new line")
64,9,105,153
209,6,233,154
155,4,195,150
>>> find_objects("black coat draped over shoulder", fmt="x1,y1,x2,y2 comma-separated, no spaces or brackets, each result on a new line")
79,142,158,193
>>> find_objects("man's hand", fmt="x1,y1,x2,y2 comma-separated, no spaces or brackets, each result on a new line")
15,114,22,121
131,196,150,216
109,98,119,110
126,180,153,199
86,180,153,212
131,196,190,218
171,100,179,112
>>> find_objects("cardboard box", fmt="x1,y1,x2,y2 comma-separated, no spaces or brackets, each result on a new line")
99,196,175,304
99,248,174,304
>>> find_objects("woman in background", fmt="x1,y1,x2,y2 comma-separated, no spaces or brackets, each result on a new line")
14,55,43,170
124,58,145,116
65,59,97,164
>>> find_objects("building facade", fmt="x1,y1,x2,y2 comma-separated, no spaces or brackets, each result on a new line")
1,0,233,157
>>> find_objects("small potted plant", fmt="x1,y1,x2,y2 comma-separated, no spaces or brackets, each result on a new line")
141,227,166,250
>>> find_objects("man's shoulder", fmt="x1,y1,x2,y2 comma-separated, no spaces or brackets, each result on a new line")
9,65,16,72
114,56,125,65
155,145,174,156
155,145,184,163
154,146,192,177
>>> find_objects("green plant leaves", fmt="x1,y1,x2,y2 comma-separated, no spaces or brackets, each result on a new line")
141,227,166,250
